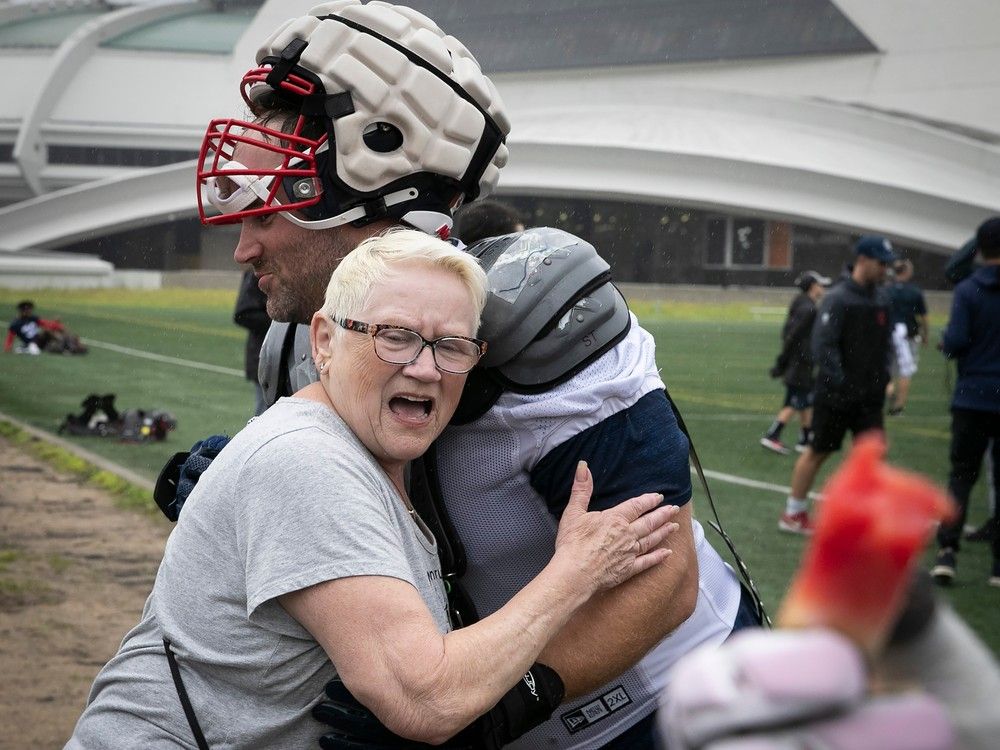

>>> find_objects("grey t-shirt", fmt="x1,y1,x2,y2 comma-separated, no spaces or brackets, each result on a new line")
67,398,449,749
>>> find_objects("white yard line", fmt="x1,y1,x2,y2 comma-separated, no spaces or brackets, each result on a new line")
694,466,821,501
82,338,244,378
684,412,946,424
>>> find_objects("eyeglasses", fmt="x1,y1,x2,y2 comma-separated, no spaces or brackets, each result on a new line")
337,319,487,374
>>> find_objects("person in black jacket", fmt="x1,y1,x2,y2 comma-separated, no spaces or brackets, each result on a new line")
931,217,1000,587
234,270,272,416
761,270,831,455
945,235,997,544
778,236,895,534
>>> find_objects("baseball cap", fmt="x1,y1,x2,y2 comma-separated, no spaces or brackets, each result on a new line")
795,270,832,291
855,235,895,263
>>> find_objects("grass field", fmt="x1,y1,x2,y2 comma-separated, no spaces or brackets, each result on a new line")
1,287,996,653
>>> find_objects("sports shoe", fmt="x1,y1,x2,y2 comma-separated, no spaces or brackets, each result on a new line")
760,436,791,455
794,441,809,454
931,548,956,586
778,511,813,535
964,516,997,543
990,561,1000,588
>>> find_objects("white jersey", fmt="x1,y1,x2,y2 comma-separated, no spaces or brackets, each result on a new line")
436,316,741,749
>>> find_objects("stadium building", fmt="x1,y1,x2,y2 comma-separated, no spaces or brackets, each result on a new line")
0,0,997,289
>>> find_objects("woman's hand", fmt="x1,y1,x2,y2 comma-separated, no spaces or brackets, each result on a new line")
554,461,679,592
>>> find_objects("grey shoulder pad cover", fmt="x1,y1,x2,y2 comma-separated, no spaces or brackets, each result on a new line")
258,321,316,408
469,227,631,390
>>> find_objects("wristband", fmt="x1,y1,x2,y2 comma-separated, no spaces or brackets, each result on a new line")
490,662,565,744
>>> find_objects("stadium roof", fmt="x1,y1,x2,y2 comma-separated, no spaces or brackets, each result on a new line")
380,0,876,71
0,8,105,47
102,7,256,54
0,0,997,257
0,0,874,63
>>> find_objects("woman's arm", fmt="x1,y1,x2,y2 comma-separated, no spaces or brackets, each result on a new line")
280,463,677,744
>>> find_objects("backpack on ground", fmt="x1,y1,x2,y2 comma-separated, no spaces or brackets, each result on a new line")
58,393,176,442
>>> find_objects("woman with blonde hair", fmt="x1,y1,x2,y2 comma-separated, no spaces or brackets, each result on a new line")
68,229,679,749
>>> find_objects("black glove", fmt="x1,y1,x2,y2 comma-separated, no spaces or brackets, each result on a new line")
153,435,230,521
313,678,449,750
768,364,783,379
314,663,565,750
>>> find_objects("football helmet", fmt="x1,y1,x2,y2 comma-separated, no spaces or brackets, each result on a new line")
198,1,510,237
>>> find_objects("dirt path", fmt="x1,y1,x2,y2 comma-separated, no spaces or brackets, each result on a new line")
0,436,170,749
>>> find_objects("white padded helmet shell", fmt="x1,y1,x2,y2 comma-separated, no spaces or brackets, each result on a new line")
256,1,509,203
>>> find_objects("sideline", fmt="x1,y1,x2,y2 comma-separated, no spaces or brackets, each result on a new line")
82,338,244,377
0,409,154,492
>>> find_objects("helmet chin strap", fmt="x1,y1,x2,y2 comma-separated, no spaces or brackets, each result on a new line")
279,199,455,242
278,187,419,231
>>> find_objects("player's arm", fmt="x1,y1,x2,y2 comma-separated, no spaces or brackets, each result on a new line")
539,504,697,699
529,390,699,699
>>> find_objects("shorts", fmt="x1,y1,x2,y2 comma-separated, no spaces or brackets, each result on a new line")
891,322,919,378
782,386,813,412
811,402,884,453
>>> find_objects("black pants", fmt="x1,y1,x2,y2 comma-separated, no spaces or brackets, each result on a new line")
937,408,1000,563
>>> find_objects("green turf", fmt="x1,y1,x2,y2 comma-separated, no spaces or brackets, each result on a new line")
1,287,996,653
0,288,252,477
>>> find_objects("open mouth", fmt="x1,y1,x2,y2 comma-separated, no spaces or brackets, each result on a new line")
388,395,433,422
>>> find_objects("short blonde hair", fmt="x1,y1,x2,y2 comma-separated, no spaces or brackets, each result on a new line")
321,228,488,331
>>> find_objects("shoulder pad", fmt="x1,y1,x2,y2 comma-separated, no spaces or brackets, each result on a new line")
258,322,316,407
258,322,291,408
498,281,631,391
466,227,631,392
288,324,319,392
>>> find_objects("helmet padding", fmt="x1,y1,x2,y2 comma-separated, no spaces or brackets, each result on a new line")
198,1,509,233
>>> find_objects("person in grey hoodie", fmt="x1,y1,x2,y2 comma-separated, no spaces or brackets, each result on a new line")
931,216,1000,587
